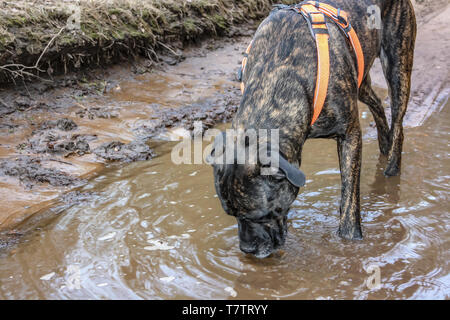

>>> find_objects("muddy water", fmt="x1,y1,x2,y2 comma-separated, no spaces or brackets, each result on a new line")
0,89,448,299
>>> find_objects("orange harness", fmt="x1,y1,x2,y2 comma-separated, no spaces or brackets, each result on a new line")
239,1,365,125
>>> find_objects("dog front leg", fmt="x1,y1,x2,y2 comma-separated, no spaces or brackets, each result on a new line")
337,125,363,240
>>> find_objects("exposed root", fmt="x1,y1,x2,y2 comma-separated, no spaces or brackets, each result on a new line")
0,26,66,83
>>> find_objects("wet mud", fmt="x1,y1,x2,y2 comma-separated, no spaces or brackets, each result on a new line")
93,141,154,163
0,156,80,188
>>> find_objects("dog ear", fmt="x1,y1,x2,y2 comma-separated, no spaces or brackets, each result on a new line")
278,155,306,187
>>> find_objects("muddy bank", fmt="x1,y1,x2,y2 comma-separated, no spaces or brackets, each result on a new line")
0,0,449,239
0,0,296,84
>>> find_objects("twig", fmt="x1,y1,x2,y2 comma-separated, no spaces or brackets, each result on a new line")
34,26,66,70
157,41,181,57
75,102,88,110
0,26,66,82
0,98,11,109
46,158,75,166
21,78,31,98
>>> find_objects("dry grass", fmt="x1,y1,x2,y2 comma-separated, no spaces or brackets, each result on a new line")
0,0,296,84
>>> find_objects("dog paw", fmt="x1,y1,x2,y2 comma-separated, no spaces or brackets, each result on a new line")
379,145,389,156
384,163,400,177
338,226,363,240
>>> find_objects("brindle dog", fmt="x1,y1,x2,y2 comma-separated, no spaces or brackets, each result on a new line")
210,0,416,258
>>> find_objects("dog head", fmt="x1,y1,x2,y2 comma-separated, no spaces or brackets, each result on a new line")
208,131,305,258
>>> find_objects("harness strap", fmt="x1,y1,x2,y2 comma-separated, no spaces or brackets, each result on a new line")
294,4,330,125
305,1,365,87
239,1,365,126
239,41,253,94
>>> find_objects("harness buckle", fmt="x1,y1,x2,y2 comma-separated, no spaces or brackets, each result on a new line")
343,22,352,34
336,10,347,25
302,11,329,39
334,9,352,35
271,4,294,12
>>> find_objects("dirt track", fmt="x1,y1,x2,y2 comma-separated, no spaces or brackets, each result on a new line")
0,0,449,241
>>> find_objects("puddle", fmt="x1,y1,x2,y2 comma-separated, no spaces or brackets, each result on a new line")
0,97,448,299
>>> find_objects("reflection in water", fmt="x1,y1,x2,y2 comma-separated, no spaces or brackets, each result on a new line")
0,101,448,300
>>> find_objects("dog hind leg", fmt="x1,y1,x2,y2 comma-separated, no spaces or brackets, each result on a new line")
359,74,390,155
380,1,417,176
